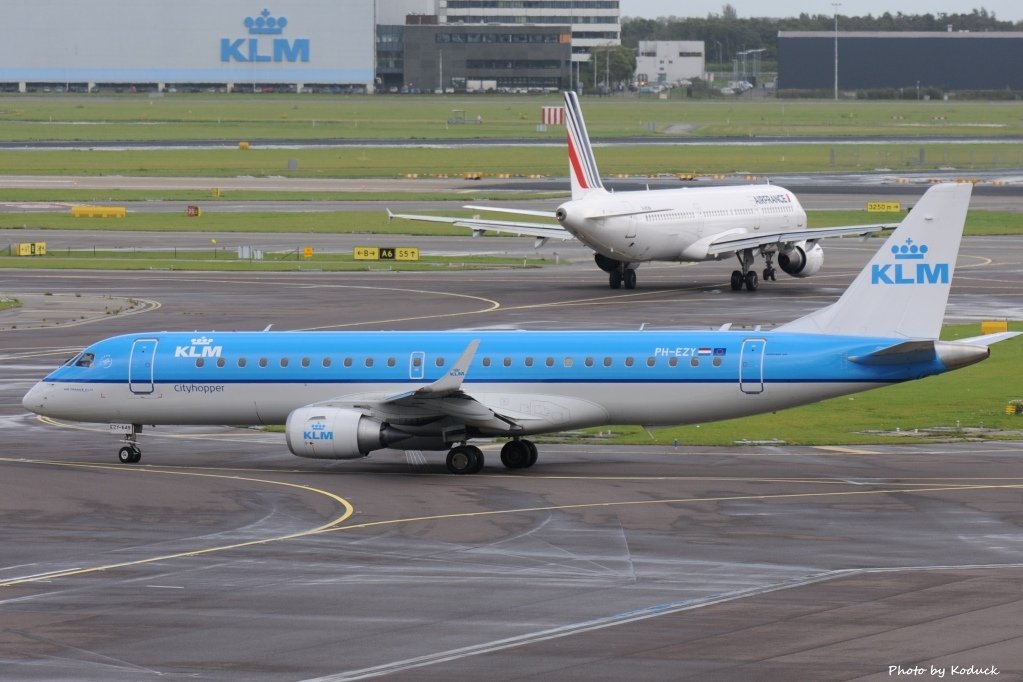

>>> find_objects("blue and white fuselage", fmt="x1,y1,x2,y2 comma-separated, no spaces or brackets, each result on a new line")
25,329,953,429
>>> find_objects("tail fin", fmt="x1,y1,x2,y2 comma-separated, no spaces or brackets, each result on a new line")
563,90,606,200
777,182,972,339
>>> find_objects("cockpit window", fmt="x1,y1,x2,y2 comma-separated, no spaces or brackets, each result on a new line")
74,352,95,368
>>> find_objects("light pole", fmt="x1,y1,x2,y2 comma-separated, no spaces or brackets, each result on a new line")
832,3,841,101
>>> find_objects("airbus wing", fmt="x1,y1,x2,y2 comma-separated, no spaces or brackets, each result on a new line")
705,223,896,256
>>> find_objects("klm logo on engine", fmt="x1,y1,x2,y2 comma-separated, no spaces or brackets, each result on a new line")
174,336,223,358
221,9,310,63
871,238,949,285
304,422,333,441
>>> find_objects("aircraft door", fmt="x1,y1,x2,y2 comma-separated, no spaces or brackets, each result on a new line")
129,338,158,394
739,338,766,394
409,351,425,380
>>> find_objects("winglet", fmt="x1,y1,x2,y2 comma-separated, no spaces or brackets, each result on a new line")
414,339,480,397
563,91,606,200
777,182,972,340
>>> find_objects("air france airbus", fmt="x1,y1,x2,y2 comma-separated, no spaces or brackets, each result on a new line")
391,90,895,292
23,183,1015,474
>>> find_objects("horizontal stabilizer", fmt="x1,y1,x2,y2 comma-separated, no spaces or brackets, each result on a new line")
388,210,572,241
848,336,1010,372
463,205,557,218
848,340,936,365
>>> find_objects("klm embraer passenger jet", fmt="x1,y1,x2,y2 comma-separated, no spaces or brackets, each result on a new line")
23,183,1015,474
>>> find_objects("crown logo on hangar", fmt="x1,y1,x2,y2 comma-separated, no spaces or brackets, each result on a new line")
245,9,287,35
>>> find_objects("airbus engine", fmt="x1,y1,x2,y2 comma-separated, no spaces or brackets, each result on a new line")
285,407,410,459
778,242,824,278
593,253,622,273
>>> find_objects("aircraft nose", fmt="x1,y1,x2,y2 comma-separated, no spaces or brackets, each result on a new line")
22,382,49,415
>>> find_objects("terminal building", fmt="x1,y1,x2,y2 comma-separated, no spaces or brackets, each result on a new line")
778,31,1023,92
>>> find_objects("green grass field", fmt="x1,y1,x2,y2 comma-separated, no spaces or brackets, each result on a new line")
2,142,1021,178
3,94,1023,141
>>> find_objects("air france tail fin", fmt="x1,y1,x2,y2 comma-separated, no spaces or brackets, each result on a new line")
563,90,606,200
777,182,972,339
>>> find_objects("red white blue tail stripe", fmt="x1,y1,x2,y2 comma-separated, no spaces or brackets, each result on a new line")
564,90,605,199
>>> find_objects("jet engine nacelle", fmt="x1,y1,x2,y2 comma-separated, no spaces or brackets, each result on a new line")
593,253,622,273
778,242,824,278
285,407,409,459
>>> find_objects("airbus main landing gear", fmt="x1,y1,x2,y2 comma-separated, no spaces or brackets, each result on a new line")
762,251,778,282
500,438,538,470
117,424,143,464
609,265,637,290
446,444,485,475
730,248,759,292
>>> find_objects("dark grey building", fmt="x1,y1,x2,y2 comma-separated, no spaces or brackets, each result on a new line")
778,31,1023,92
402,24,572,93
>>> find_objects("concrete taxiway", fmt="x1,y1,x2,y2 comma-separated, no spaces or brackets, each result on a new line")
1,233,1022,680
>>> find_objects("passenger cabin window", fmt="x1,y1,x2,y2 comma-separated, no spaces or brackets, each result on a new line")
238,358,247,368
322,357,332,368
195,358,204,368
258,358,268,368
482,357,491,367
217,358,226,368
365,358,374,368
646,357,656,367
603,357,612,367
503,357,512,367
435,357,445,367
387,357,396,368
301,357,310,368
280,358,289,368
344,357,352,368
525,357,534,367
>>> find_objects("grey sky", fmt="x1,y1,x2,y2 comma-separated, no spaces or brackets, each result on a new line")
619,1,1023,23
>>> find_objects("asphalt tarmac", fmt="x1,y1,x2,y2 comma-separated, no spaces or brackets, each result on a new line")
1,233,1022,680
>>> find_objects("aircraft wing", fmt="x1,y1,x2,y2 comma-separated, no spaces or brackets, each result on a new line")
705,223,895,256
387,208,573,241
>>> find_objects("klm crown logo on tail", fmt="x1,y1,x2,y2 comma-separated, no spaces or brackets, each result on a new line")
871,238,949,285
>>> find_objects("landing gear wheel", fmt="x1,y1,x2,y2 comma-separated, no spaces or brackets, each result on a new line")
623,269,637,290
730,270,744,291
118,445,141,464
744,271,759,291
763,267,776,282
609,270,623,289
446,445,483,475
524,440,538,468
500,440,531,469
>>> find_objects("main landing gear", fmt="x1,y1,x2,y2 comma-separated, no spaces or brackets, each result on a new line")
445,438,538,475
730,248,775,292
609,265,637,290
117,424,143,464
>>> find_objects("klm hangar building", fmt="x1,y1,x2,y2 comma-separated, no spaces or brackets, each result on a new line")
0,0,375,93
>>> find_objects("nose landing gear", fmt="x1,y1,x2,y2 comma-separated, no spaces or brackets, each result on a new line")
116,424,143,463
